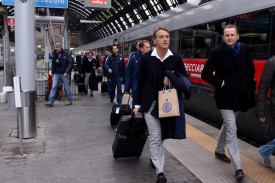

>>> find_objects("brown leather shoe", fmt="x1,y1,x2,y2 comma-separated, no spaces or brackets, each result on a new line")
45,102,53,107
215,151,231,163
65,102,72,106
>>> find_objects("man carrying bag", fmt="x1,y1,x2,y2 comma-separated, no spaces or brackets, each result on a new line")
134,26,190,183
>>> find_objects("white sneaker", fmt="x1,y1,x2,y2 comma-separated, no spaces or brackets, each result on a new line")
259,148,271,168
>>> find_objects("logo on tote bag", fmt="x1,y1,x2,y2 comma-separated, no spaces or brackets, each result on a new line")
162,99,172,113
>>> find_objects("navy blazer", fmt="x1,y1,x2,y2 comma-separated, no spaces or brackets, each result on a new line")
135,50,188,116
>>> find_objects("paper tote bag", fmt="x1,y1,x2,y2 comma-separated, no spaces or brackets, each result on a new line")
158,88,180,118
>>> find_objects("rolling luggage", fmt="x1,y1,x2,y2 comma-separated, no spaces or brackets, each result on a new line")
77,77,86,93
96,68,103,82
110,94,131,126
112,115,148,159
101,76,108,94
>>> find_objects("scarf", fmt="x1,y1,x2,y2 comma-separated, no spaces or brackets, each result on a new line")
222,39,240,58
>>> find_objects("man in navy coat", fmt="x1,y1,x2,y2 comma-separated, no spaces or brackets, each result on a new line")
134,27,188,183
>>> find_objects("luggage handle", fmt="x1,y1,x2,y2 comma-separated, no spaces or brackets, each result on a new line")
121,92,131,105
102,76,108,82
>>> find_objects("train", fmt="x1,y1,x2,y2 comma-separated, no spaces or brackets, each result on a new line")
73,0,275,145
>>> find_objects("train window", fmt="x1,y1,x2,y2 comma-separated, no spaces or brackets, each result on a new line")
177,29,213,59
233,10,271,60
178,29,193,58
192,30,213,59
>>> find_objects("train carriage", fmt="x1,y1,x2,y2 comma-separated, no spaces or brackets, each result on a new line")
74,0,275,145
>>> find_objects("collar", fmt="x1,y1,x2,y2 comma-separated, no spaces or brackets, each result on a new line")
151,48,173,62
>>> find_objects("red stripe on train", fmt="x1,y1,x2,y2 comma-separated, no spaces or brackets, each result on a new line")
183,59,267,94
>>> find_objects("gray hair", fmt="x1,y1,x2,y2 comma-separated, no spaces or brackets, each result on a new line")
55,42,62,48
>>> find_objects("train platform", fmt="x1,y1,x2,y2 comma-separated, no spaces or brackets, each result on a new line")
0,87,274,183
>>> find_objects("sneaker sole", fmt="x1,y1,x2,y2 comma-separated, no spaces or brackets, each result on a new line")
259,150,271,168
262,160,271,168
235,174,245,180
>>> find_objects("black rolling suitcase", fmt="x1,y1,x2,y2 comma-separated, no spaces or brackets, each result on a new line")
101,76,108,94
110,94,131,126
112,115,148,159
77,77,86,93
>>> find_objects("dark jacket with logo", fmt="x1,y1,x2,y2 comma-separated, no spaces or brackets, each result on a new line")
256,56,275,120
124,50,142,97
201,43,255,112
52,49,72,75
105,54,126,78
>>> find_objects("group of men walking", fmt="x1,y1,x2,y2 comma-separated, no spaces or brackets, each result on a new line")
44,25,275,183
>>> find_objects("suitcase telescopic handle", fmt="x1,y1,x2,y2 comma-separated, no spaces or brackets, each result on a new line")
122,92,131,105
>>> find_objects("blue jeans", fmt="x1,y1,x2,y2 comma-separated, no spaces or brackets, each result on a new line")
107,77,111,97
48,74,72,104
110,75,122,104
259,139,275,158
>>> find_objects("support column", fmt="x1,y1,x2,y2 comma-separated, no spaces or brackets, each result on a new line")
64,9,69,50
14,0,36,138
44,25,50,69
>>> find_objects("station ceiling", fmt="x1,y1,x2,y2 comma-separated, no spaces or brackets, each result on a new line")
3,0,211,44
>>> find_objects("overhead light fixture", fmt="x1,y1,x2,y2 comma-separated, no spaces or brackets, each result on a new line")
80,20,102,23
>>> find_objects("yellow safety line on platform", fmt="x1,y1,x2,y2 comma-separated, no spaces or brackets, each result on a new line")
185,124,275,183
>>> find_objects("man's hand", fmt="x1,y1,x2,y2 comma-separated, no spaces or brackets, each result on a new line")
260,117,266,123
163,76,169,86
81,74,84,77
108,69,112,73
64,73,68,77
133,108,141,116
93,66,96,69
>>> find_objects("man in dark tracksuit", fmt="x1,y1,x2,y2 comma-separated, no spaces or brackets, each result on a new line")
201,24,255,180
256,55,275,168
103,48,112,98
124,41,151,109
105,45,126,104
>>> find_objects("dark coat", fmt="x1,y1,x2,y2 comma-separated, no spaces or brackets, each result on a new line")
89,69,98,91
136,50,188,140
84,58,99,91
256,56,275,120
165,70,191,100
76,55,88,74
201,43,255,112
52,49,72,75
124,50,142,98
105,54,126,78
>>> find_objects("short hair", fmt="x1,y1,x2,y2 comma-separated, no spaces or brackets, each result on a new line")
105,48,111,52
153,26,170,39
135,40,140,47
139,40,150,49
223,24,239,34
112,44,119,49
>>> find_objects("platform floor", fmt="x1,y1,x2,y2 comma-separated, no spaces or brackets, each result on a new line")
0,85,274,183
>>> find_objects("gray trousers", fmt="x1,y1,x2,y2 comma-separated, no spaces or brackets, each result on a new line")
144,101,165,174
216,109,242,170
85,73,93,94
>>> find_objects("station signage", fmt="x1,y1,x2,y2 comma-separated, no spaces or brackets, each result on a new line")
84,0,111,10
2,0,68,8
7,17,15,26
